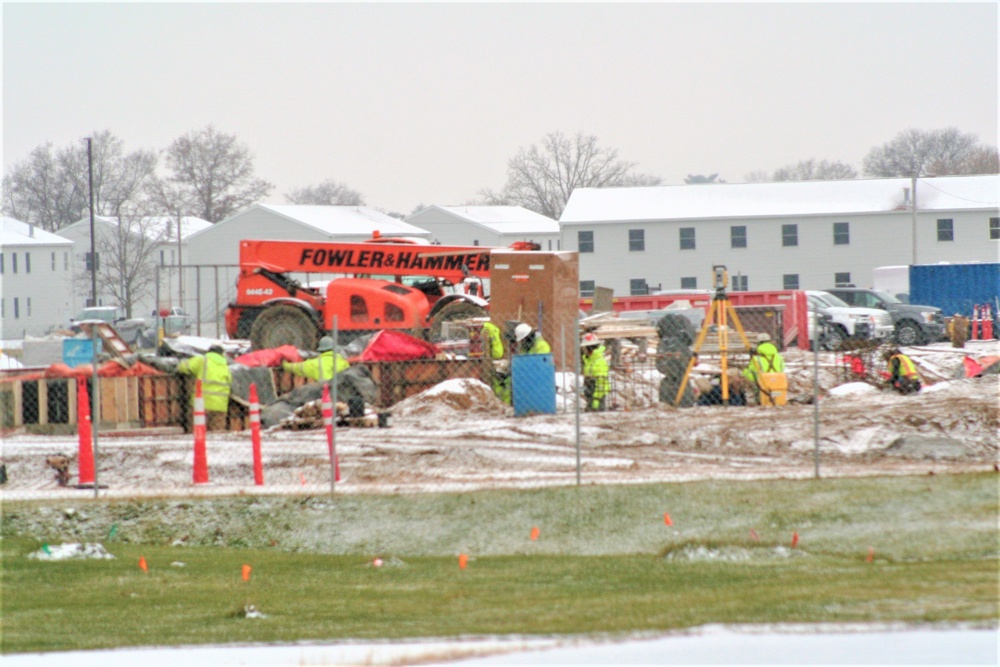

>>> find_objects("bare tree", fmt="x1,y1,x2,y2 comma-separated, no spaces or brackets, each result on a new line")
772,159,857,181
2,143,85,232
476,131,661,219
2,130,156,232
72,196,169,318
743,169,771,183
285,179,365,206
685,173,725,184
929,144,999,176
863,127,982,178
164,125,273,222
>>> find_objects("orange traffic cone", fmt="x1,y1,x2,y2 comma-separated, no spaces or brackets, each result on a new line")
249,383,264,486
322,384,340,481
76,377,95,487
192,379,209,484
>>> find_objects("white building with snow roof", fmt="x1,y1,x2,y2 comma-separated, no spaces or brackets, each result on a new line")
559,175,1000,297
184,204,431,268
57,214,212,319
1,217,75,338
405,205,561,251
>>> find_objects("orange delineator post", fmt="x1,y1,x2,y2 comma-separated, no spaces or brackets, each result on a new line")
249,383,264,486
983,304,994,340
192,379,209,484
76,377,95,486
971,305,981,340
322,383,340,482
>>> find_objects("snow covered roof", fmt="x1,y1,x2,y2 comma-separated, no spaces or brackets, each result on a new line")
59,215,212,241
423,205,560,235
560,175,1000,224
257,204,430,237
0,217,74,247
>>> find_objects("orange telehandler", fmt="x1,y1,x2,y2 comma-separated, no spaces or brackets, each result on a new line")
226,235,537,350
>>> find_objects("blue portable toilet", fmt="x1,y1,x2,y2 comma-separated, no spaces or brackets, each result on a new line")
511,353,557,416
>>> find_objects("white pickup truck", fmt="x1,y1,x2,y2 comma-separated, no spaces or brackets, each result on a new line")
806,290,894,350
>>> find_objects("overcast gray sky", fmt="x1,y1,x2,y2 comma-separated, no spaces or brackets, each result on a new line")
3,2,997,216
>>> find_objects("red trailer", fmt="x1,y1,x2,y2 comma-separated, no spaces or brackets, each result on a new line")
580,290,810,350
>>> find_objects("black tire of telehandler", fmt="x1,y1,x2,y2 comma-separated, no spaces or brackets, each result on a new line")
428,302,488,342
249,305,320,351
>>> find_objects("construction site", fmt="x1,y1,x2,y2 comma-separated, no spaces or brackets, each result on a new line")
0,238,997,499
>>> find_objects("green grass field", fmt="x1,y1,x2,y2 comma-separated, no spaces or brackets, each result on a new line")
2,473,997,654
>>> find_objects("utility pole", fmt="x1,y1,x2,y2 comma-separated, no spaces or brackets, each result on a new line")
86,137,97,307
177,211,184,309
910,175,918,265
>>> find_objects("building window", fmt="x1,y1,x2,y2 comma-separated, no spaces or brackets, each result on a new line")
679,227,695,250
782,224,798,247
730,225,747,248
160,250,165,266
64,252,69,270
991,217,1000,240
680,277,698,289
628,229,645,252
579,280,595,297
937,219,954,242
731,275,748,292
0,253,4,274
51,252,56,271
835,272,852,287
11,252,17,274
629,279,648,296
783,274,800,290
578,230,594,253
25,252,30,273
833,222,850,245
13,298,19,319
26,297,31,317
1,299,4,318
473,240,479,246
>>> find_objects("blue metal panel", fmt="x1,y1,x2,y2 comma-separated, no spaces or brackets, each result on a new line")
909,263,1000,316
62,339,101,368
511,353,556,416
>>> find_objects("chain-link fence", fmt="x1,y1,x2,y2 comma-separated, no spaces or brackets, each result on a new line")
1,305,944,499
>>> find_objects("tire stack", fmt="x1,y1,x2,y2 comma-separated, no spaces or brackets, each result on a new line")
655,313,697,407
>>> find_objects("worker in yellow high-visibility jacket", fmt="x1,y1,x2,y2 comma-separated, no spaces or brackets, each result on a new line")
282,336,349,381
884,348,921,394
581,333,610,411
176,344,232,431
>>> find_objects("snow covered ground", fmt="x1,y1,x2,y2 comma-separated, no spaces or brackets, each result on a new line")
3,624,996,666
1,341,996,500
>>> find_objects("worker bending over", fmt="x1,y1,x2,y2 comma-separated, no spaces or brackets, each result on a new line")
176,344,232,431
483,321,512,404
514,323,551,355
884,348,921,394
580,333,610,411
742,333,785,404
282,336,350,381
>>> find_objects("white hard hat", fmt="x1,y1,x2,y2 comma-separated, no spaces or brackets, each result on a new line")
756,333,772,343
514,323,532,342
581,333,600,347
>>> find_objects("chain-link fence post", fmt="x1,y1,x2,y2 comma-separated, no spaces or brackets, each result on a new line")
90,326,101,498
574,315,582,486
330,316,339,494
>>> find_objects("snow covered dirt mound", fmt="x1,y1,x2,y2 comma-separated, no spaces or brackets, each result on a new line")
391,378,509,419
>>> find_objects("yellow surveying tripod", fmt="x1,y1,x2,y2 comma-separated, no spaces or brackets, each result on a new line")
673,266,754,406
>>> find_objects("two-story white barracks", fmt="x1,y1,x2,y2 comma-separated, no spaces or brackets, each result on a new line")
559,175,999,297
